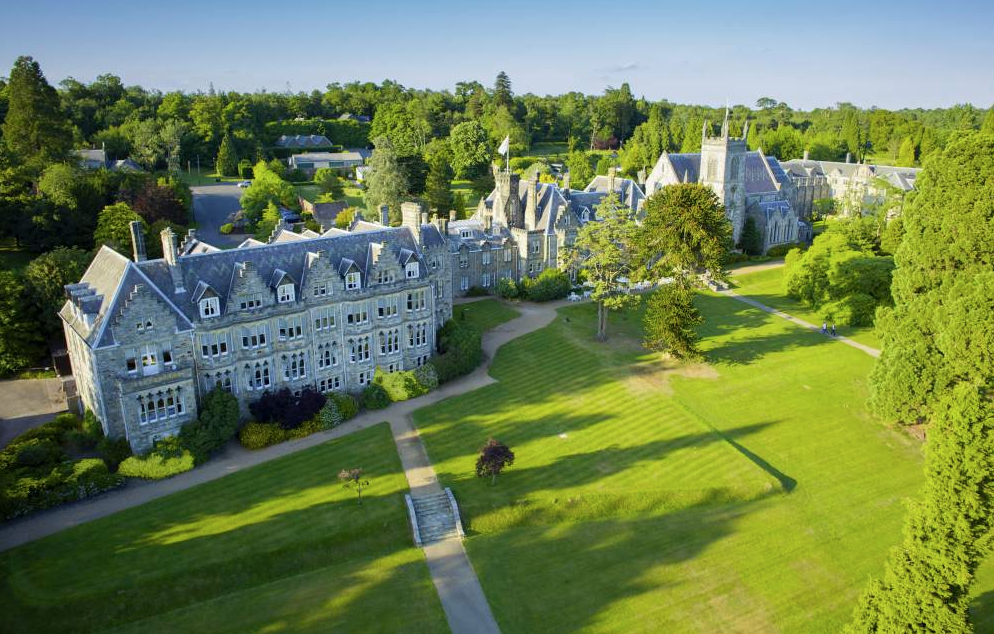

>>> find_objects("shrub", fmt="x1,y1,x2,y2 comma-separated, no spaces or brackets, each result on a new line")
374,368,426,402
318,400,343,429
496,277,519,299
249,387,325,429
238,421,286,450
219,223,234,235
118,448,195,480
286,416,322,439
465,285,490,297
362,383,391,410
521,268,571,302
0,458,124,521
766,242,808,258
414,363,439,392
14,439,64,468
432,319,483,383
97,436,133,471
330,393,359,420
286,168,308,182
179,389,241,464
81,410,104,441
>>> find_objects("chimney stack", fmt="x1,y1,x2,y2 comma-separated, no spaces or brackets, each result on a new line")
401,201,422,242
160,228,185,293
803,149,810,161
845,152,852,164
607,166,617,194
562,170,571,192
379,203,390,226
129,221,146,262
449,209,457,222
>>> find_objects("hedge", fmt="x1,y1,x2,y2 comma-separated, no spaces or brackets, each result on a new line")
239,416,324,450
0,458,124,521
521,268,571,301
362,383,391,410
118,450,195,479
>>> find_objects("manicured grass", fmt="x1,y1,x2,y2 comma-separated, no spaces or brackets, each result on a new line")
294,183,321,202
175,167,242,187
413,294,962,632
452,298,519,334
1,423,447,634
731,265,882,349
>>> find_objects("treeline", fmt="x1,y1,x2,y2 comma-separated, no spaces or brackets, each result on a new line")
1,59,993,181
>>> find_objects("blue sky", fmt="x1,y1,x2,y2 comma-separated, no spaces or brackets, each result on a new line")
2,0,992,110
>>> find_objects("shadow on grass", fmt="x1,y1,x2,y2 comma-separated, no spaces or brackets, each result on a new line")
471,495,766,633
970,588,994,631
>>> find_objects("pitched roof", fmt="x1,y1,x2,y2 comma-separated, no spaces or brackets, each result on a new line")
274,135,333,148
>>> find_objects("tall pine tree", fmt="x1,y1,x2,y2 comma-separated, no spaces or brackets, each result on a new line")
215,133,239,177
1,56,72,173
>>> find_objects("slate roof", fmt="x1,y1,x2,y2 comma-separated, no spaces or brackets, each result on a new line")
583,175,646,209
275,135,333,148
779,159,920,191
480,179,642,235
288,151,364,165
310,200,348,229
63,225,440,347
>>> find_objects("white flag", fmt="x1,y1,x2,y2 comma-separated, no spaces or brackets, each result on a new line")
497,135,510,156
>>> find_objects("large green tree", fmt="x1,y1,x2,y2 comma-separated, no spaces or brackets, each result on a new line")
0,271,46,374
643,281,703,359
566,192,639,341
365,136,408,224
635,183,732,283
423,140,455,216
94,202,146,255
1,56,72,172
215,132,239,177
449,121,492,179
24,247,91,339
849,133,994,632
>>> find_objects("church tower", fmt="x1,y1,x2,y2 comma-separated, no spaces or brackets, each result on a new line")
700,108,747,243
492,166,522,229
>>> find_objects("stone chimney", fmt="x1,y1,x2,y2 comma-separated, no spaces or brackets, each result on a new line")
129,221,146,262
636,168,647,187
379,203,390,226
524,178,539,229
421,212,428,226
401,201,422,242
562,171,571,197
160,228,185,293
607,166,617,194
803,149,810,161
845,152,852,164
449,209,457,222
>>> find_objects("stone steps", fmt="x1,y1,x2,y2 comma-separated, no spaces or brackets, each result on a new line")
408,490,464,545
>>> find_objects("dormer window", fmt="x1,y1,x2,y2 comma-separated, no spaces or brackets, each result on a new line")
405,262,419,279
199,297,219,319
345,271,361,290
278,283,295,303
460,229,472,239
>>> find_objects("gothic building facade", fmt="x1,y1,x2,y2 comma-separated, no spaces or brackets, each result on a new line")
645,113,803,252
62,213,452,453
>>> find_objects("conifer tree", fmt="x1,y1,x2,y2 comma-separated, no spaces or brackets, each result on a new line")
1,56,72,172
897,136,916,167
215,133,239,177
365,136,408,224
851,132,994,631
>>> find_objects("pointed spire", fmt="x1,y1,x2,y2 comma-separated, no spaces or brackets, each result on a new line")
742,118,750,141
721,102,730,138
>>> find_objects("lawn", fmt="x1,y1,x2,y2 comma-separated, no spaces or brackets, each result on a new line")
0,423,448,634
0,243,34,273
452,298,520,334
730,265,882,349
174,166,242,187
413,293,993,632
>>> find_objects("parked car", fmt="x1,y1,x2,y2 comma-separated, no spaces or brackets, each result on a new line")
237,180,251,188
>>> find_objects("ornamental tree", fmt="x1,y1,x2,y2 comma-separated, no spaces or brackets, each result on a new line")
476,438,514,485
339,468,370,504
566,192,639,341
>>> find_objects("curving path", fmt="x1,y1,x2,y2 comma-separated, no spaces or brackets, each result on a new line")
0,298,566,633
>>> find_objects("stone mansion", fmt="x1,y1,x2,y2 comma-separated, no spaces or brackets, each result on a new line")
62,135,920,451
62,206,452,452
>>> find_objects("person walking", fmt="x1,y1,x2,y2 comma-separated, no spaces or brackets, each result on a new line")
831,323,837,337
821,322,828,335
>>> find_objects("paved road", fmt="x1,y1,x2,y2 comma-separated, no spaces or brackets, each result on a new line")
0,378,67,449
191,184,249,248
719,289,881,358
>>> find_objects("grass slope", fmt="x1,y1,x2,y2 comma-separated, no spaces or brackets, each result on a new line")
731,265,882,349
452,298,520,335
1,423,447,634
414,294,946,632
